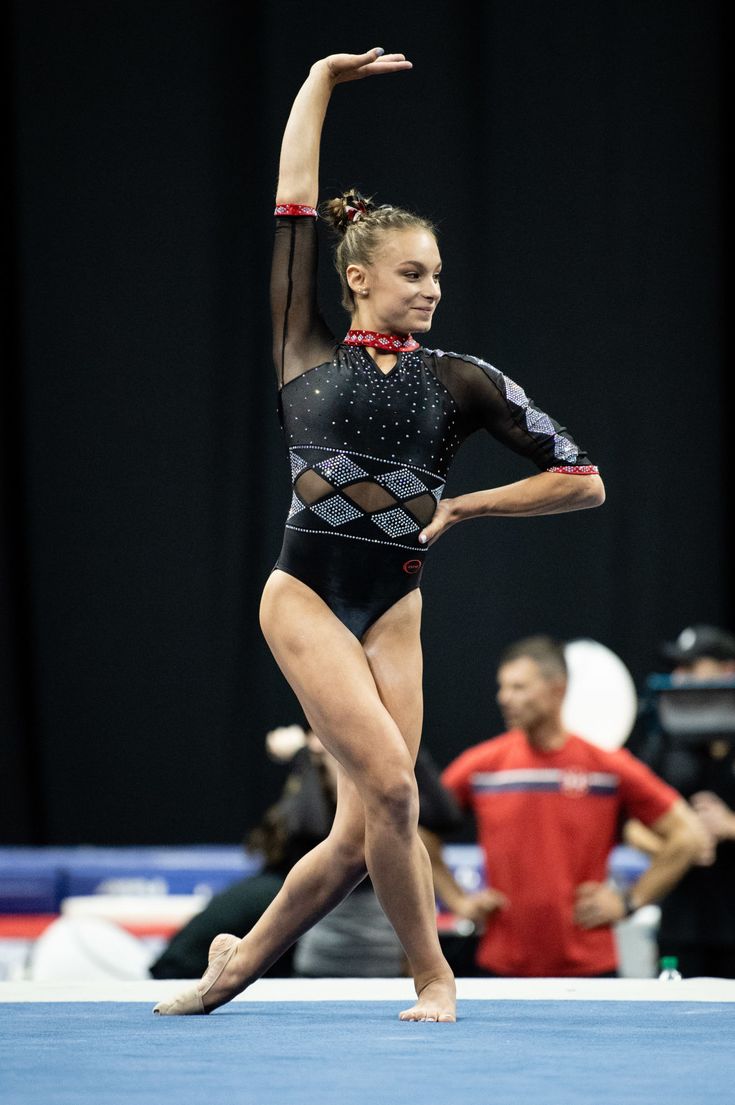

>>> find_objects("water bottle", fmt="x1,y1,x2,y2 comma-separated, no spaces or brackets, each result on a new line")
658,955,682,980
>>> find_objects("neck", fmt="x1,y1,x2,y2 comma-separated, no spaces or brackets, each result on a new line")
345,326,419,354
523,717,567,752
350,309,408,336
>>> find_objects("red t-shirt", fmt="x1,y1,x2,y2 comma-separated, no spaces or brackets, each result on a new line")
441,730,678,977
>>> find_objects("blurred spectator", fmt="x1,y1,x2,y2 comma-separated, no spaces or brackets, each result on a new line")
427,636,702,977
149,726,462,980
633,625,735,978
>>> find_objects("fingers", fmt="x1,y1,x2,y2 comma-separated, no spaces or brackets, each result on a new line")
483,889,509,910
327,50,413,84
418,517,445,546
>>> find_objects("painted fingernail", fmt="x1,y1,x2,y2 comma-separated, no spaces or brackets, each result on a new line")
419,533,427,544
374,47,385,56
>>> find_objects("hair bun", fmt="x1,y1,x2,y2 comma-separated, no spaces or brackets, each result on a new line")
322,189,375,235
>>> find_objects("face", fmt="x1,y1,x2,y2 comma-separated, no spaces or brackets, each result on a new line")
496,656,566,732
672,657,735,683
347,228,442,334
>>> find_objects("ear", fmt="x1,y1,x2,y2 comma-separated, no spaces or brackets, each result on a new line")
346,263,368,296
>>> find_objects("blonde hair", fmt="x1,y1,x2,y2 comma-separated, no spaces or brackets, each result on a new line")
321,190,437,313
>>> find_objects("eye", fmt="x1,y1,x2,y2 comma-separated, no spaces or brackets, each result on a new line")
403,271,420,280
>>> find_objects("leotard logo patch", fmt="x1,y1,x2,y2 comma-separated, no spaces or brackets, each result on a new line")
402,559,422,576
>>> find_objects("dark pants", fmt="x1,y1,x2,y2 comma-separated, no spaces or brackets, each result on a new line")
149,873,290,979
475,967,618,978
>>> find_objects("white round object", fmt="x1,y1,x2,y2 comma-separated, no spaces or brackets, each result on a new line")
562,638,638,750
266,724,307,761
28,915,151,982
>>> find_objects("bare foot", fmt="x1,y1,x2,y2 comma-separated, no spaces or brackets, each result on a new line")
399,975,457,1022
153,934,248,1016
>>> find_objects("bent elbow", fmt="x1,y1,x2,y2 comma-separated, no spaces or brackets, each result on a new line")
580,474,605,508
590,476,606,506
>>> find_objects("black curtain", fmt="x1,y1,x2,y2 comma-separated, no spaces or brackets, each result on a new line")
3,0,730,843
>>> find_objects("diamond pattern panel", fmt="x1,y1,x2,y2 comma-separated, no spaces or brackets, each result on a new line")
372,508,421,538
525,408,555,435
504,378,529,408
315,454,369,486
378,469,429,499
553,435,578,462
289,452,308,480
310,495,364,528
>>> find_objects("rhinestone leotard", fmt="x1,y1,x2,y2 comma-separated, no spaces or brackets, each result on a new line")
270,211,598,639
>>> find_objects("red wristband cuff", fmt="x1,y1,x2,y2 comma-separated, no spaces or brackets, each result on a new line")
547,465,600,475
274,204,318,217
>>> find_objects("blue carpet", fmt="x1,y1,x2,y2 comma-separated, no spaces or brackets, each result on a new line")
1,1001,733,1105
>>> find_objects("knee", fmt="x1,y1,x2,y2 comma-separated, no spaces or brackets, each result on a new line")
366,768,419,835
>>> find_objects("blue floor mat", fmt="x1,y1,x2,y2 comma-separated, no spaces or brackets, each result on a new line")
1,1001,732,1105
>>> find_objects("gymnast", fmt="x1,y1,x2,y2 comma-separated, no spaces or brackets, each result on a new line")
154,46,605,1022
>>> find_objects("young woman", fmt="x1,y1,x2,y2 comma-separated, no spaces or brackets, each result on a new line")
154,47,604,1023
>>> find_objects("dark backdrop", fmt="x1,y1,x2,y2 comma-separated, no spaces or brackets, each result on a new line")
3,0,730,843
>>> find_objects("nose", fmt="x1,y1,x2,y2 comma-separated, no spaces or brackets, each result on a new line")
421,276,440,301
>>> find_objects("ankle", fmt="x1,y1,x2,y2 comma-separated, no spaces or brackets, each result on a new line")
413,964,455,995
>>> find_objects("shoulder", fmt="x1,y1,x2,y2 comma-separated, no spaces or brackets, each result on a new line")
585,740,672,792
425,347,500,375
565,735,636,769
444,731,516,774
424,348,529,406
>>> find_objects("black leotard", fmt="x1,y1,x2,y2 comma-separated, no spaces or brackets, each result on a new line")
271,211,598,639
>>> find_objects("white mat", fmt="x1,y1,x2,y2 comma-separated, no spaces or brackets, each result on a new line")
2,976,734,1003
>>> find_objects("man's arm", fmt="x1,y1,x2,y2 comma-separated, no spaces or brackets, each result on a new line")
575,798,705,929
419,828,508,925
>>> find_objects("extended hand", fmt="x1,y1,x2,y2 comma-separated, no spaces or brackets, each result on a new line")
573,882,626,929
318,47,413,85
453,888,509,925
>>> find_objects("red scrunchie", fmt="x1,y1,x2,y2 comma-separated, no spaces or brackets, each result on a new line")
345,199,368,224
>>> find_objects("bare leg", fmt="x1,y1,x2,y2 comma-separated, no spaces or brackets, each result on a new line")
155,572,454,1020
361,591,456,1022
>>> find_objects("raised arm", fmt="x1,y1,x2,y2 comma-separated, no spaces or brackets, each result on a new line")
271,49,412,388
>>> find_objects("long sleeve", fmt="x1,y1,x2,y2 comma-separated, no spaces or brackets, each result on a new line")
270,212,338,388
432,349,598,472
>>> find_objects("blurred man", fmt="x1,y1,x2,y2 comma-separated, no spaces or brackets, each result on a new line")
635,625,735,977
426,636,702,978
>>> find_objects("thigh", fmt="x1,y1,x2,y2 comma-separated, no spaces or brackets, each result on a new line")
260,570,414,784
361,589,424,762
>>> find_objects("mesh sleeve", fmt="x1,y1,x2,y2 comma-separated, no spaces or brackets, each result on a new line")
270,212,338,388
434,351,597,472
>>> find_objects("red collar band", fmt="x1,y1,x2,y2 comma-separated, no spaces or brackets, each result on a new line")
344,329,420,353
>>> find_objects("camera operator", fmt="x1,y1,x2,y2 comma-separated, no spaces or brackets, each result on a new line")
633,625,735,978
